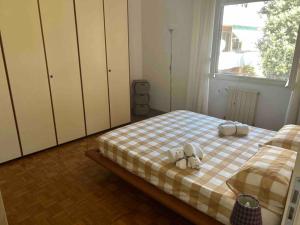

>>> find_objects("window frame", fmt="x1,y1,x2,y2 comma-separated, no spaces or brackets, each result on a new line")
210,0,290,84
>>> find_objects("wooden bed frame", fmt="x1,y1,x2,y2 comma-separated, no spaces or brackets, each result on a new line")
85,149,222,225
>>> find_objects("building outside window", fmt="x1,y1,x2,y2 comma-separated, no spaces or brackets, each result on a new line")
212,0,300,81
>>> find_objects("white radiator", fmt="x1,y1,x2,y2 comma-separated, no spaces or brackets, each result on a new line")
225,87,259,125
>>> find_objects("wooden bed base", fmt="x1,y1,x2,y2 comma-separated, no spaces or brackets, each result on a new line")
85,149,222,225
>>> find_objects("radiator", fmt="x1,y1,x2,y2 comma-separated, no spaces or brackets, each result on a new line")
225,88,259,125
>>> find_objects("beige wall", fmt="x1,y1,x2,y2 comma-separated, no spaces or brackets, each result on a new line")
131,0,196,111
141,0,193,111
128,0,143,82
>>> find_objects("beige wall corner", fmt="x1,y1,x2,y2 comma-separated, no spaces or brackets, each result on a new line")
128,0,143,82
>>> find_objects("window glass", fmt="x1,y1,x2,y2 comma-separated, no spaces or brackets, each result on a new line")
217,0,300,81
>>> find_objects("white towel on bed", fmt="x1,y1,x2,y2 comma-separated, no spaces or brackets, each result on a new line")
184,143,202,170
167,147,187,169
192,143,204,160
235,123,249,136
168,144,204,163
219,122,249,137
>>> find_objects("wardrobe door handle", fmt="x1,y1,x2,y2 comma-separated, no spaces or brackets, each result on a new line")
49,74,54,78
108,69,111,72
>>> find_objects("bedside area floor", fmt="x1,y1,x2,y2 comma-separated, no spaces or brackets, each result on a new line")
0,110,193,225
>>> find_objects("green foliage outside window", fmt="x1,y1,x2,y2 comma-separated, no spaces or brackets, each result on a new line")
258,0,300,80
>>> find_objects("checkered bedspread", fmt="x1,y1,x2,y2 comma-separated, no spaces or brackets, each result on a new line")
267,124,300,151
97,110,276,224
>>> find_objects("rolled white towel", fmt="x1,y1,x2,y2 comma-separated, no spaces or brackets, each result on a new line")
168,145,204,162
187,157,202,170
218,122,236,137
168,147,187,169
219,122,249,137
186,143,205,160
184,143,202,170
174,149,187,170
176,158,187,170
168,147,184,163
235,123,249,136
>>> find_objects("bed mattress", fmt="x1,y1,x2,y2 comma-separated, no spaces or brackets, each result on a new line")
97,110,280,224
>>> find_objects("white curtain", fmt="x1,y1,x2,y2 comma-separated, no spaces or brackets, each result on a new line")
285,59,300,124
285,26,300,124
186,0,216,114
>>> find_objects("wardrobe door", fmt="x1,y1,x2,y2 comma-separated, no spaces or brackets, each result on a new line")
75,0,110,135
0,35,21,163
0,0,57,155
39,0,86,144
104,0,131,127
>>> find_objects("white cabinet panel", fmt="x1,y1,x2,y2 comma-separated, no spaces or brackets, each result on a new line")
0,35,21,163
0,0,57,155
39,0,86,144
75,0,110,135
104,0,131,127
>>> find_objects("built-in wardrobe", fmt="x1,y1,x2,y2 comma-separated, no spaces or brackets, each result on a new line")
0,0,131,163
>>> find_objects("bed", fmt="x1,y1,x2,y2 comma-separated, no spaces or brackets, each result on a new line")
87,110,287,225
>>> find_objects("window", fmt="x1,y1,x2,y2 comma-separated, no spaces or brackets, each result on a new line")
211,0,300,81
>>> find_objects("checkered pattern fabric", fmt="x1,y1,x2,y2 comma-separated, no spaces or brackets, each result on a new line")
266,124,300,151
230,195,262,225
97,110,276,225
227,145,296,215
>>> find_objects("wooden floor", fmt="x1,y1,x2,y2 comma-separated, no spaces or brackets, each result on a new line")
0,110,193,225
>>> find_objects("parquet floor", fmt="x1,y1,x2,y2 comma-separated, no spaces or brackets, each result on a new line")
0,112,193,225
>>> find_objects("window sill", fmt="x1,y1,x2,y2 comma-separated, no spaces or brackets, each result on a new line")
210,73,288,87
